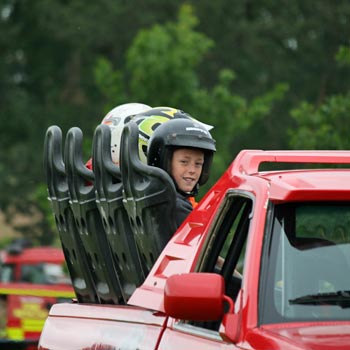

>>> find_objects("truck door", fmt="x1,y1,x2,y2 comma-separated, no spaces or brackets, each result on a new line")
158,192,253,349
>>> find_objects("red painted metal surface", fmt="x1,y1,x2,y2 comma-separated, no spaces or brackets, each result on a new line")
38,304,167,350
245,322,350,350
3,247,66,265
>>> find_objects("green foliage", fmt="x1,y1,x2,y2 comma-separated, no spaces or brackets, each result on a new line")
34,184,56,233
193,70,288,188
94,57,125,113
288,92,350,150
288,15,350,151
0,236,15,250
126,4,213,107
336,45,350,67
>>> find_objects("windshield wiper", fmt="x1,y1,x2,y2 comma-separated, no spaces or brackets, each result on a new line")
289,290,350,308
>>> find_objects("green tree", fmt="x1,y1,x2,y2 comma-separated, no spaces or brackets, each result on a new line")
289,44,350,150
189,0,350,153
126,4,213,109
289,93,350,150
193,70,288,180
94,4,214,111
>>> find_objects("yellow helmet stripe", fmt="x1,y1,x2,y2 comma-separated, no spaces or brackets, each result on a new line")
138,115,171,136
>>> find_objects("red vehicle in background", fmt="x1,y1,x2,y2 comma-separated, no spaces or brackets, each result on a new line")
0,239,74,350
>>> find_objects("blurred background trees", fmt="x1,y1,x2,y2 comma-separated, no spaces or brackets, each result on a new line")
0,0,349,244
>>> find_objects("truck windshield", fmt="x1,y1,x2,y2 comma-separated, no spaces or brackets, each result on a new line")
0,263,14,283
260,201,350,324
0,263,71,285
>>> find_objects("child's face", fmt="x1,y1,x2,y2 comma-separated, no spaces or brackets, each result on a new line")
171,148,204,193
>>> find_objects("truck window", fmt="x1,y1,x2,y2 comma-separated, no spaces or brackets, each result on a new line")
200,192,252,289
0,264,14,283
20,263,71,285
187,191,253,331
260,201,350,324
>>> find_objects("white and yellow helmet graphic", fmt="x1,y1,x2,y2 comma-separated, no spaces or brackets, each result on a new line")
101,104,213,166
134,107,213,163
101,103,152,165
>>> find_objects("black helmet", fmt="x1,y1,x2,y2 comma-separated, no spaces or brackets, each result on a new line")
147,118,216,186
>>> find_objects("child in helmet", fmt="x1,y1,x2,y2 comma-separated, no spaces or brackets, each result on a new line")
147,118,216,228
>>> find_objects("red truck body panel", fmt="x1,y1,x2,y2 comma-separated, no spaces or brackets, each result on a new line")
39,303,166,350
4,247,66,265
246,323,350,350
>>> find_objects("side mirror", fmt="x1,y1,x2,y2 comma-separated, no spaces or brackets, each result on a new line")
164,273,234,321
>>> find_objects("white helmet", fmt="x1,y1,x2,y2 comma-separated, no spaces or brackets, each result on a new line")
101,103,152,165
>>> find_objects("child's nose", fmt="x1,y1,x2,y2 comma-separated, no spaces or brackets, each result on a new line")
188,163,196,173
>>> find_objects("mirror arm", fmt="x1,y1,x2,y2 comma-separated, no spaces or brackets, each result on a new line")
223,295,234,313
219,294,240,343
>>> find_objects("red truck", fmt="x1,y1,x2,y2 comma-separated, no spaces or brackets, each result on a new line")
0,240,74,350
39,122,350,349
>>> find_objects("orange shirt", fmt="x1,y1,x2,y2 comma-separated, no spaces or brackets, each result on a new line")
188,196,198,208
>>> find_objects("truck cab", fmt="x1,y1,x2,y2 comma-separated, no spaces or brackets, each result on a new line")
39,122,350,349
0,239,74,349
